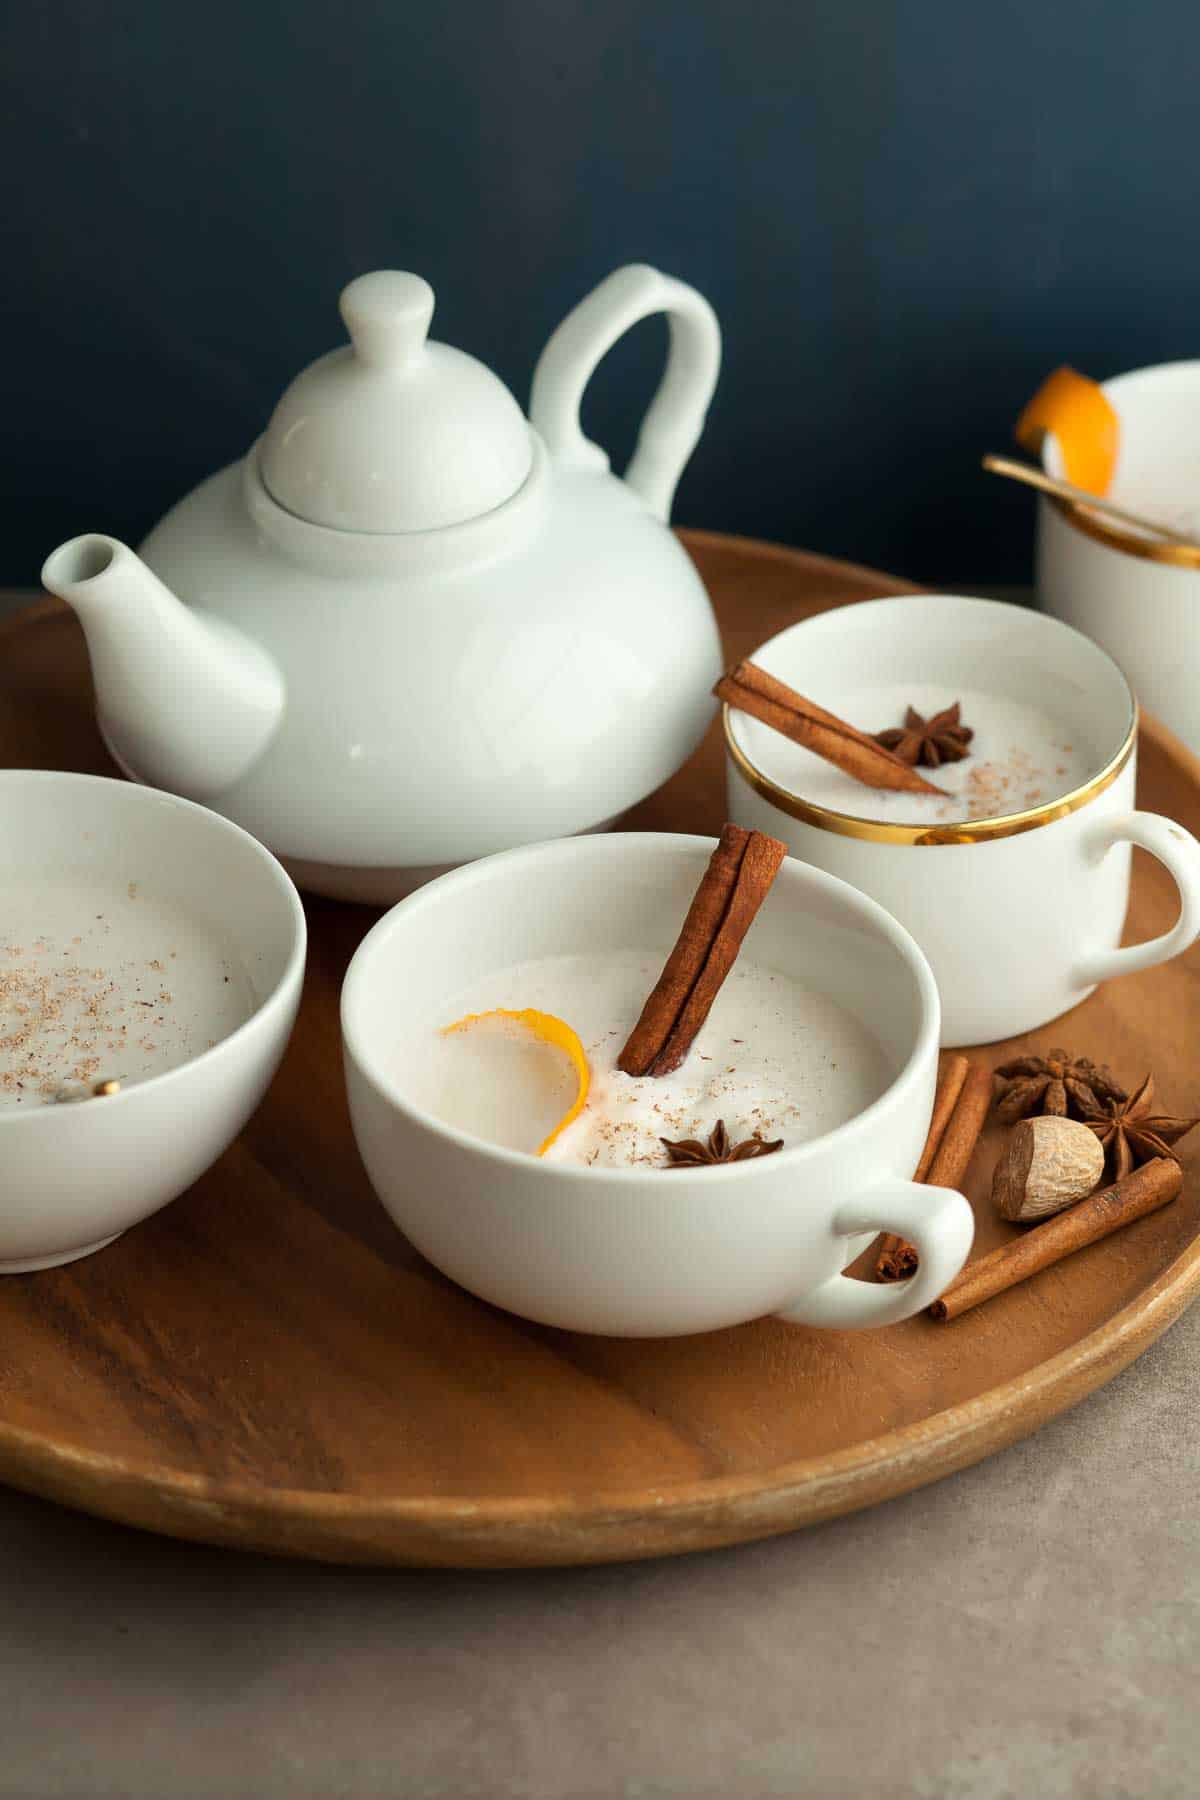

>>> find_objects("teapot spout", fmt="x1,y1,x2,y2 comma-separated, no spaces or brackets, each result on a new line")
41,535,284,798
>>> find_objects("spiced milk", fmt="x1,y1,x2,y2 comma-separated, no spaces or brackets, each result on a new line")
0,875,259,1109
742,683,1102,824
404,951,891,1167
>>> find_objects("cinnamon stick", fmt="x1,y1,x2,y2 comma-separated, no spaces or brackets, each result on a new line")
875,1236,919,1282
876,1058,990,1281
914,1053,970,1183
618,824,787,1078
876,1053,969,1279
925,1062,994,1189
929,1157,1182,1322
715,661,946,797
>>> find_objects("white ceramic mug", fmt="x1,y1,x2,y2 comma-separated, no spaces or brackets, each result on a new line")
723,595,1200,1047
1034,360,1200,756
341,833,973,1338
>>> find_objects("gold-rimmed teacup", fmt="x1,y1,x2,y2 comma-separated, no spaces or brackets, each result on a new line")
723,595,1200,1046
1034,359,1200,755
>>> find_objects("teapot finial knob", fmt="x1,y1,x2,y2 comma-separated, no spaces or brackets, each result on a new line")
339,271,435,370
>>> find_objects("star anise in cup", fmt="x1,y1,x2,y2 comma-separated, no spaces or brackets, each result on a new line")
873,703,974,768
994,1049,1126,1124
1075,1074,1200,1182
660,1119,783,1167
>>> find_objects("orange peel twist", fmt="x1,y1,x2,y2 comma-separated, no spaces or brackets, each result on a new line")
1015,365,1119,496
441,1008,590,1155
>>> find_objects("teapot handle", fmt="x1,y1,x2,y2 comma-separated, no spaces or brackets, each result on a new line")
529,264,721,522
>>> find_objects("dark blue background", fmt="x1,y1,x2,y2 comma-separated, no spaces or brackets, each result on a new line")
5,1,1196,586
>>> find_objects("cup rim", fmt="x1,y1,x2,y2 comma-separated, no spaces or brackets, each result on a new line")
0,770,307,1133
723,594,1138,846
1043,358,1200,568
341,831,942,1184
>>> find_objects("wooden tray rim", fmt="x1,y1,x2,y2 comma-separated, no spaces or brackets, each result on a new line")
4,565,1200,1563
1,1186,1194,1557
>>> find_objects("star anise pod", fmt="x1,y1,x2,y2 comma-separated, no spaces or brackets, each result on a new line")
660,1118,784,1167
873,703,974,768
993,1049,1126,1124
1074,1074,1200,1182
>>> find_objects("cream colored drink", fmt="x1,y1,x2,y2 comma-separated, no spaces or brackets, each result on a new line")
0,875,258,1109
742,682,1101,824
408,950,891,1167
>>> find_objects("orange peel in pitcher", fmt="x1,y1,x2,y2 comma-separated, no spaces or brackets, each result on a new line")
441,1008,590,1155
1015,366,1119,496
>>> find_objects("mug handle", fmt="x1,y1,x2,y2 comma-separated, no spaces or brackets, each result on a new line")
529,264,721,521
777,1182,975,1329
1073,812,1200,986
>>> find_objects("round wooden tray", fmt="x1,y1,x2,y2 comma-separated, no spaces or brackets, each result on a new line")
2,533,1199,1568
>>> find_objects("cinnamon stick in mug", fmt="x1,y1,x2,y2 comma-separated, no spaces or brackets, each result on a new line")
876,1058,989,1281
715,661,946,797
618,824,787,1077
929,1156,1181,1322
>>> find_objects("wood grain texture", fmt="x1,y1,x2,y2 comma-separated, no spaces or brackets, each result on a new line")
1,535,1198,1567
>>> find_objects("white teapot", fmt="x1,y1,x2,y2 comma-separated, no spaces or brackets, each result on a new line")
43,265,722,900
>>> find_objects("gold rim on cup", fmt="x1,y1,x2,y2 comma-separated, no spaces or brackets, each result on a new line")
722,704,1138,846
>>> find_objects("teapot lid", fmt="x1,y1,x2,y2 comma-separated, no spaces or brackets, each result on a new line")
259,271,534,533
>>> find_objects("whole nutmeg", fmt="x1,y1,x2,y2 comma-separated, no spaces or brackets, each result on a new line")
992,1115,1106,1222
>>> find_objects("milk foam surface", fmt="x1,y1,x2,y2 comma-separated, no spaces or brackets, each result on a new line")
0,874,258,1109
407,951,892,1167
741,682,1102,824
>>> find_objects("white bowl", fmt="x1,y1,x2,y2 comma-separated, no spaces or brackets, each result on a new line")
0,772,306,1270
342,833,973,1338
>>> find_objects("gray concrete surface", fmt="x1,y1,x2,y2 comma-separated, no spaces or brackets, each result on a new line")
2,1298,1197,1799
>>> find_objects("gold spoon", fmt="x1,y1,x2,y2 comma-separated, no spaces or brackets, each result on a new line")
982,453,1198,548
